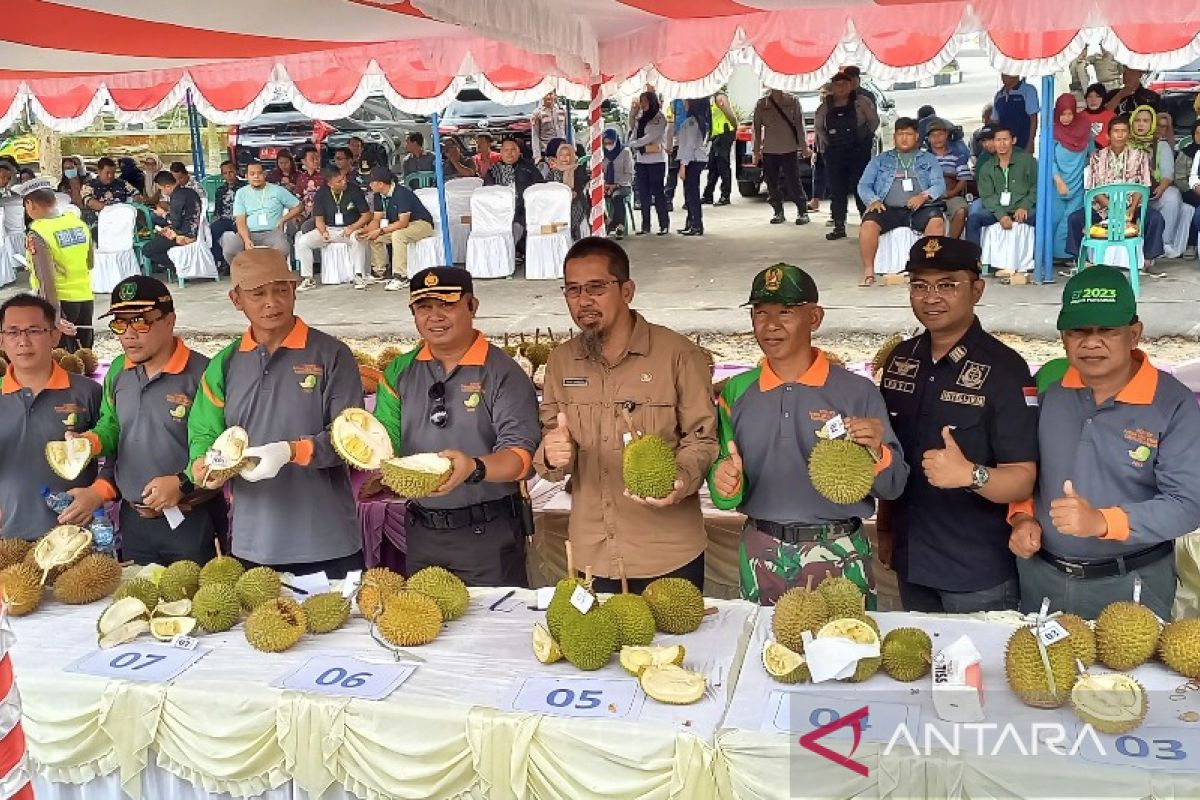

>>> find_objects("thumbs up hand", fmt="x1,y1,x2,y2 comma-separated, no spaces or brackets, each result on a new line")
714,440,745,499
1049,480,1108,538
543,411,574,469
921,426,974,489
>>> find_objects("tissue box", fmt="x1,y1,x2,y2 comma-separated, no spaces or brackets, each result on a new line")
460,215,472,225
540,222,568,235
932,634,985,722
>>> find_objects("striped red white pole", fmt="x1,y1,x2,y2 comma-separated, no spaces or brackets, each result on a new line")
589,79,606,237
0,603,33,800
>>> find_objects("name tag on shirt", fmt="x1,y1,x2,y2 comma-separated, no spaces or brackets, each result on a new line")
1000,191,1012,206
255,212,269,227
334,212,344,226
562,378,589,387
902,178,914,192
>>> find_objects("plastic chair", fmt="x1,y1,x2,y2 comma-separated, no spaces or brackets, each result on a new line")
523,183,572,280
1078,183,1150,297
407,187,443,276
129,203,156,274
404,171,438,190
445,180,478,264
92,204,140,293
167,198,219,287
200,175,222,217
981,222,1035,275
466,186,516,279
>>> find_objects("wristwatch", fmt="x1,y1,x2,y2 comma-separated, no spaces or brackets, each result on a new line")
465,457,487,485
176,471,195,495
968,464,991,491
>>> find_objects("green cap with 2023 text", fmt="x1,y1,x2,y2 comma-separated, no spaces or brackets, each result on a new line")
1056,265,1137,331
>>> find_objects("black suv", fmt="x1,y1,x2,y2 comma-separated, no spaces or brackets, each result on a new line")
228,97,432,173
438,90,538,150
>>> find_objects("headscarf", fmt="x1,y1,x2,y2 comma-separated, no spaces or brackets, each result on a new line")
1052,94,1091,154
118,158,144,192
671,99,687,133
602,128,623,184
544,137,567,162
1128,105,1157,153
687,98,713,141
635,91,661,142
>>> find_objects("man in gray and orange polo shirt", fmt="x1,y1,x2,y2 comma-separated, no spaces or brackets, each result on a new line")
187,249,365,578
707,264,908,606
58,276,223,565
0,293,100,540
1009,265,1200,619
373,267,540,586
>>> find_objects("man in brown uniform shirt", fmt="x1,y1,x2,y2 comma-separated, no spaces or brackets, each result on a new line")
534,237,719,593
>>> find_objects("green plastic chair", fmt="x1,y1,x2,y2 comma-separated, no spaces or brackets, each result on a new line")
1078,183,1149,298
130,202,157,276
404,171,437,190
200,175,222,218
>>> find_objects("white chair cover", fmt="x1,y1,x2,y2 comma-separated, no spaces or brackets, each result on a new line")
873,227,918,275
1164,202,1195,260
1,197,24,261
981,222,1035,273
466,186,516,279
407,187,445,276
320,241,357,285
445,182,476,264
54,192,72,212
523,183,572,281
0,248,14,287
92,204,140,293
168,199,218,282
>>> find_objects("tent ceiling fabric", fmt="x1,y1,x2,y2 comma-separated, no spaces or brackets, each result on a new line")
2,0,1199,131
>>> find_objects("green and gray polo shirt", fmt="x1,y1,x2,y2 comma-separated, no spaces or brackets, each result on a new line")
707,349,908,524
187,318,365,565
375,332,540,510
0,362,101,539
82,339,209,503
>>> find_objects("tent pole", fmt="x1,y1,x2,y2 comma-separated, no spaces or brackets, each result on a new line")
430,111,453,264
564,95,573,146
1035,74,1055,283
588,78,606,238
186,89,205,177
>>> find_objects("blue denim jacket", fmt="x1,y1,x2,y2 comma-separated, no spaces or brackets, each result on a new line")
857,149,946,205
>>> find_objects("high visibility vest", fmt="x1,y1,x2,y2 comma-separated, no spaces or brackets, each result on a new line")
29,213,92,302
711,97,734,136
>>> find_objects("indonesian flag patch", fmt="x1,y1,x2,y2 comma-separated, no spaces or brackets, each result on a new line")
1023,386,1039,407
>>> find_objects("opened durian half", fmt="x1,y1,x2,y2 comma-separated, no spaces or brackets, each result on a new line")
33,525,92,584
45,437,93,480
203,426,256,482
380,453,452,499
331,408,394,471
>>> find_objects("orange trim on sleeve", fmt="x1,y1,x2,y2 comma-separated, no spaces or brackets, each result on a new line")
291,438,315,467
1007,498,1035,524
1099,506,1131,542
90,479,118,502
81,432,101,458
871,445,893,476
200,376,225,409
507,447,533,477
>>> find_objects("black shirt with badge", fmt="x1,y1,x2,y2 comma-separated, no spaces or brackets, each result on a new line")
312,183,369,227
879,317,1039,592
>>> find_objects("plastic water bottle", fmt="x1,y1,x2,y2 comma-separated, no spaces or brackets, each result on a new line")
42,487,72,515
90,509,116,554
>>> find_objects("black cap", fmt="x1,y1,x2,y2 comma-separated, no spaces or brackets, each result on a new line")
409,267,473,305
368,166,394,184
101,275,174,317
904,236,982,275
977,125,996,141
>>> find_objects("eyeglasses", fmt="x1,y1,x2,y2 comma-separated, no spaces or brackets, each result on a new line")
108,313,162,335
909,280,968,298
562,280,621,299
428,381,448,428
1,326,52,341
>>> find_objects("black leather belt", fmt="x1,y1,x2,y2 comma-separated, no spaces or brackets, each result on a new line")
748,518,861,545
1037,542,1173,579
407,494,522,531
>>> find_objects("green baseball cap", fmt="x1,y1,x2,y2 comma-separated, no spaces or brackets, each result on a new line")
743,263,819,307
1056,265,1137,331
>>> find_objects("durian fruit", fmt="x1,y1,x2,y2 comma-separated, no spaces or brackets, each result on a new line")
235,566,281,611
532,622,563,664
379,454,452,499
376,346,404,371
356,567,405,620
643,577,705,635
559,607,620,671
808,438,875,505
1071,673,1148,735
353,350,376,368
159,560,202,602
523,329,552,370
881,627,932,682
191,583,242,633
97,597,151,647
150,616,197,642
639,664,707,704
58,354,85,374
817,574,865,619
546,577,589,640
153,599,193,618
75,347,99,375
203,427,254,483
376,591,443,646
114,577,161,613
601,593,657,648
501,333,518,358
870,333,905,378
1158,618,1200,678
1095,601,1161,671
45,437,93,480
199,554,245,588
818,617,881,682
1005,626,1080,708
405,566,469,621
53,553,122,604
51,347,68,364
303,592,351,634
618,644,685,675
0,563,44,615
331,408,394,471
622,434,677,499
244,598,307,652
763,640,810,684
0,539,33,570
30,524,93,584
1056,614,1097,668
772,586,830,653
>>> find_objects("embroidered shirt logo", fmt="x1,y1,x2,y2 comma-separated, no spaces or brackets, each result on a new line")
888,357,920,378
957,361,991,390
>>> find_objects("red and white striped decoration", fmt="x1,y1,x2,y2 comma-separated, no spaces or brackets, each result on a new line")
0,604,33,800
588,80,606,238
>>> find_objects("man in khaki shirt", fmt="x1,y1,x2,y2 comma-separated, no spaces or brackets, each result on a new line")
535,238,719,593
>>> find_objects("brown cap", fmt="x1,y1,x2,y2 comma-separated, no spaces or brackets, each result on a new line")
230,248,298,290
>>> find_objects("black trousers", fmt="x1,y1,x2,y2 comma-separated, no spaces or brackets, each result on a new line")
704,131,734,200
665,154,681,201
683,161,704,232
762,151,807,214
119,499,223,565
142,233,178,270
635,161,670,232
58,300,93,350
237,550,365,580
591,552,706,595
210,218,236,266
405,508,528,588
825,146,871,226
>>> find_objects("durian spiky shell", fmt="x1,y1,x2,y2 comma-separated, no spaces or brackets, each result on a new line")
405,566,469,621
1095,602,1161,671
53,553,122,604
376,591,443,646
808,438,875,505
1158,618,1200,678
642,577,704,635
356,567,405,621
244,598,307,652
303,592,352,634
0,563,44,615
0,539,33,570
622,434,677,499
771,588,830,653
1005,626,1080,708
159,560,202,602
191,583,241,633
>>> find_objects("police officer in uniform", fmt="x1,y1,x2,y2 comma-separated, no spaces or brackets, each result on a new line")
878,237,1039,613
374,267,540,586
18,181,95,350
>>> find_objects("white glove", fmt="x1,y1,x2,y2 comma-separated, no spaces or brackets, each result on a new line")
240,441,294,482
